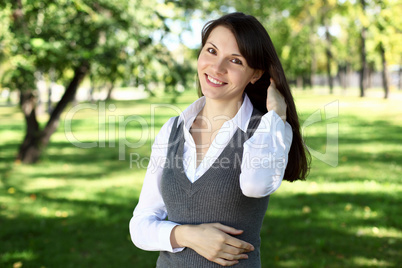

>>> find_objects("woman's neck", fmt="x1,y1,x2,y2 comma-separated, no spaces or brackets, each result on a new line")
198,95,244,130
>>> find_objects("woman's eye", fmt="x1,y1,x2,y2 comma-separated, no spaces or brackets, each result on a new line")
207,48,216,54
231,58,242,65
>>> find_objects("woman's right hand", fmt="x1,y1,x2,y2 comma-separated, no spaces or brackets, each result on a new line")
171,223,254,266
266,79,287,123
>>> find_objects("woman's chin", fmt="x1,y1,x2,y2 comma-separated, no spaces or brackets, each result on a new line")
201,88,222,100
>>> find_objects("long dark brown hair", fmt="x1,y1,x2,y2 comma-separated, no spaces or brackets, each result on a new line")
198,12,310,182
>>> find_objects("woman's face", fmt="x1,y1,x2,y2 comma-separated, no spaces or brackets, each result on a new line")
197,26,262,102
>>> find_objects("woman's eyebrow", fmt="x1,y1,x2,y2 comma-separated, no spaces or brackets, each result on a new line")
207,41,243,58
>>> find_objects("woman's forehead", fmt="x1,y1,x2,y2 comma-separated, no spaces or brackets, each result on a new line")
206,26,241,55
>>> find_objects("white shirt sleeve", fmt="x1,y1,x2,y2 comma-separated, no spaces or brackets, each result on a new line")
129,117,184,253
240,110,293,198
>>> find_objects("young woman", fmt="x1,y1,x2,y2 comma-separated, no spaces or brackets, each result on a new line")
130,12,310,267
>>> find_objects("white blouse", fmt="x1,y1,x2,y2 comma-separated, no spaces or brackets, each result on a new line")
129,94,293,253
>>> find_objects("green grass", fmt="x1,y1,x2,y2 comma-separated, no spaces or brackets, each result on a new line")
1,89,401,267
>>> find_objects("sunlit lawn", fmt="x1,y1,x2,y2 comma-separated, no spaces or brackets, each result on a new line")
1,88,401,267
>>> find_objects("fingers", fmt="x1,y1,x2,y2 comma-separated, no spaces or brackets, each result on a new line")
186,223,255,266
212,244,249,260
212,223,254,252
209,244,250,266
269,78,276,89
222,244,250,256
220,252,249,261
267,79,283,100
212,223,243,235
225,235,254,252
214,258,240,266
267,78,287,122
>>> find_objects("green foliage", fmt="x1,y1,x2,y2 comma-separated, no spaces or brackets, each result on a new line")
2,61,36,92
1,0,400,94
1,90,401,267
0,0,192,94
0,0,198,163
1,0,399,98
201,0,401,82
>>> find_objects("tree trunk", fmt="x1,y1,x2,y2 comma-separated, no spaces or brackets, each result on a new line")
48,68,55,114
89,73,95,102
325,24,334,94
359,0,368,97
379,42,389,99
47,83,53,114
16,90,41,163
346,62,351,88
310,20,316,89
367,65,373,89
399,57,402,90
41,61,89,148
105,82,115,101
303,75,311,90
296,76,303,89
338,64,347,90
17,62,89,163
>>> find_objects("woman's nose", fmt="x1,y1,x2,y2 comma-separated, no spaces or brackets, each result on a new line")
212,58,227,74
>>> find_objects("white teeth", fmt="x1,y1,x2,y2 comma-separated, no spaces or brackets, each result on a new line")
207,75,224,85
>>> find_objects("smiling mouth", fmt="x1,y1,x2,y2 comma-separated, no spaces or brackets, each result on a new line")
206,74,227,85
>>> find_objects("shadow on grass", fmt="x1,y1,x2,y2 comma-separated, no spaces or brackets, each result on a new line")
1,190,400,267
304,117,402,148
1,97,401,267
261,191,401,267
0,196,159,268
1,140,152,181
303,116,402,184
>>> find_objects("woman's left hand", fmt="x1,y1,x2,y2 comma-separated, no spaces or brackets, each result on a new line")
266,79,287,123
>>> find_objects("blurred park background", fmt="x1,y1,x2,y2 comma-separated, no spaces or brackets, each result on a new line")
1,0,401,267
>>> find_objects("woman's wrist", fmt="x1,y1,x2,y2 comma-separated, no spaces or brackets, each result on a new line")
170,225,191,249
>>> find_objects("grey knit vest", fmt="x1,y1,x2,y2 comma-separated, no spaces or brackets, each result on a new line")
157,108,270,268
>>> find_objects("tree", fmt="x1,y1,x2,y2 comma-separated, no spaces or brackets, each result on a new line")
370,0,401,98
0,0,185,163
358,0,369,97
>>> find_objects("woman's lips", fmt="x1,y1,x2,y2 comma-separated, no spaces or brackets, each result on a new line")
205,74,227,87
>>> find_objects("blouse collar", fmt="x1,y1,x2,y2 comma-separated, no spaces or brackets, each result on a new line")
177,93,254,132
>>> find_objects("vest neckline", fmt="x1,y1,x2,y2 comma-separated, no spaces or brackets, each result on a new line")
174,127,244,197
171,108,262,197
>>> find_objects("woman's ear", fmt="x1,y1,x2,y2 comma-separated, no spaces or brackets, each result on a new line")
251,70,264,84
